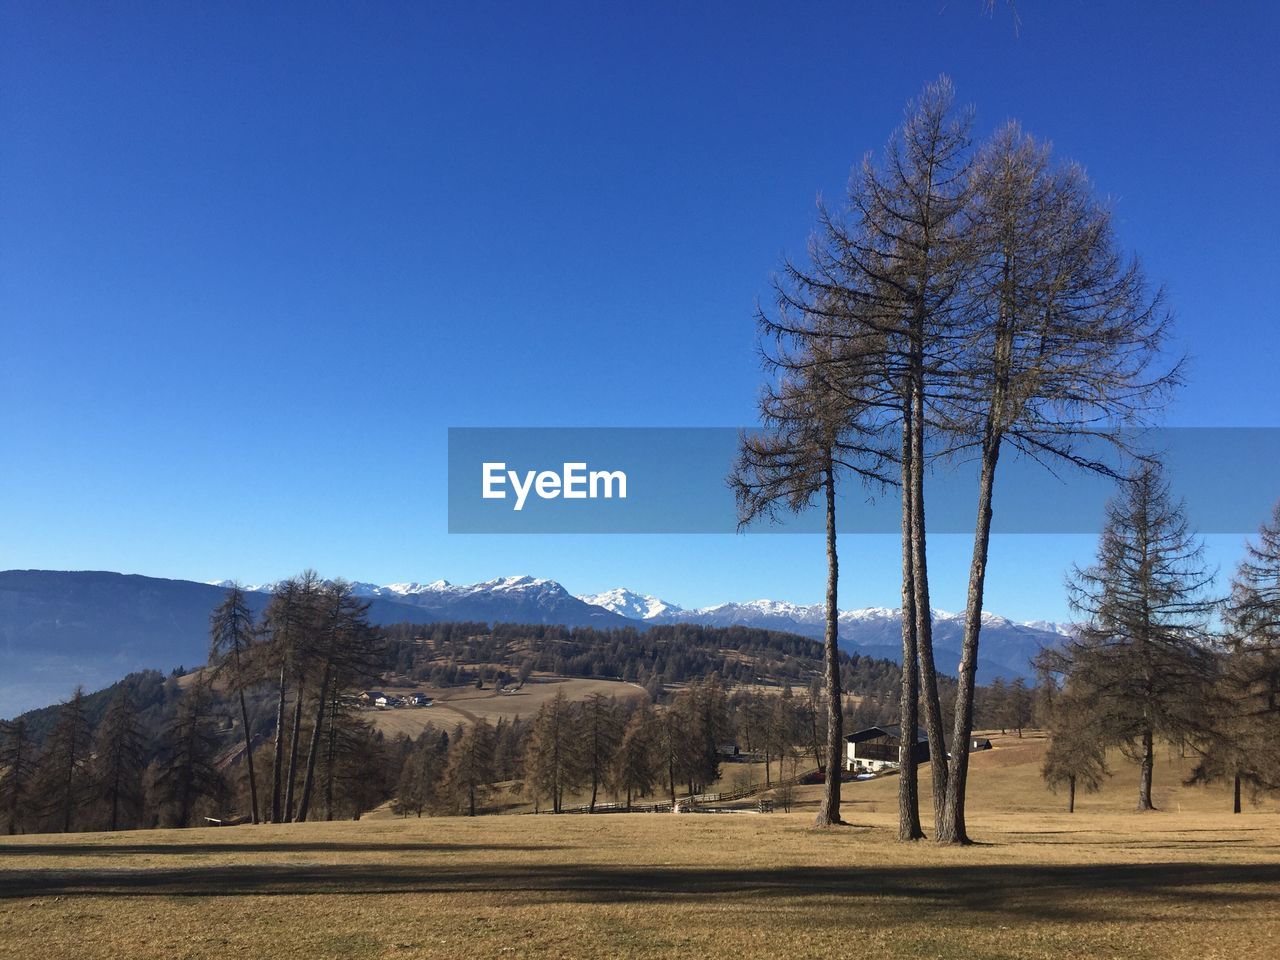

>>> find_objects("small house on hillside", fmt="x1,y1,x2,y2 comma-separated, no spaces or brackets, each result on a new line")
361,691,384,703
375,694,401,708
408,693,433,707
845,725,929,772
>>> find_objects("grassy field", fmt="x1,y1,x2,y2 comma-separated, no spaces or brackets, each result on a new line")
366,676,646,738
2,735,1278,960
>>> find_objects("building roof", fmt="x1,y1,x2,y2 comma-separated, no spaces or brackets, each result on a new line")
846,725,928,744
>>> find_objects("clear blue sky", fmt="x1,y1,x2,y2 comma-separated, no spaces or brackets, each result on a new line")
2,2,1276,622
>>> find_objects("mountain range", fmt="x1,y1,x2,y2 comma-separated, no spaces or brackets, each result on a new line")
1,569,1066,717
575,587,1069,683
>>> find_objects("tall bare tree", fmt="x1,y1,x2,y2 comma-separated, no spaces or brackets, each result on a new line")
444,719,496,817
612,703,658,809
262,571,320,822
92,691,148,831
732,333,888,827
936,123,1179,842
764,79,974,836
154,681,226,827
35,687,93,832
209,584,262,823
579,693,620,813
296,581,381,823
0,719,37,834
524,691,581,813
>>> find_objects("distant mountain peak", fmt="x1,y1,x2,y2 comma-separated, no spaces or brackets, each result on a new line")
578,587,683,620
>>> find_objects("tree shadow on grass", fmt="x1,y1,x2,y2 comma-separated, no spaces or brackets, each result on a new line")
3,859,1279,926
0,841,573,858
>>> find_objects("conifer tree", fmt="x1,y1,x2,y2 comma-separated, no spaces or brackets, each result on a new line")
579,693,620,813
444,720,496,817
524,692,581,813
612,704,658,809
0,719,37,834
35,687,93,832
209,583,262,823
938,122,1178,843
1061,465,1217,811
92,691,148,831
1191,501,1280,809
154,682,226,827
1041,685,1109,813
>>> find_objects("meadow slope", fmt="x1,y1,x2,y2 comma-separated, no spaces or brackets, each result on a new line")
1,734,1277,960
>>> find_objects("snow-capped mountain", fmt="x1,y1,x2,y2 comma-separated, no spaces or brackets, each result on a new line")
213,575,628,628
577,587,684,621
213,574,1064,680
344,575,634,628
573,590,1067,681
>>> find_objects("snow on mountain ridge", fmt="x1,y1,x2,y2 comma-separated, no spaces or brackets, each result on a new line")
578,587,683,620
210,576,1067,637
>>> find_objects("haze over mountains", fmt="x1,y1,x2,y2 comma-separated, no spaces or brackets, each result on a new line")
1,570,1066,716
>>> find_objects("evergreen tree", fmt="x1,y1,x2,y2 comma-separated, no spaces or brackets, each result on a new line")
1061,465,1218,811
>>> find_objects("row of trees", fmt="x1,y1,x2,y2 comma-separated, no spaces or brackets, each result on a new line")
0,670,399,834
1041,483,1280,814
380,620,910,705
393,678,894,818
209,573,383,824
733,76,1178,841
0,573,393,833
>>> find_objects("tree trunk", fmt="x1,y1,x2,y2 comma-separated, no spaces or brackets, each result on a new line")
295,664,332,823
1068,775,1076,814
910,358,948,834
1137,726,1155,810
810,701,824,775
324,692,338,821
284,679,307,821
234,646,260,825
816,460,844,827
939,437,1000,845
897,401,925,841
270,662,288,823
1233,773,1242,814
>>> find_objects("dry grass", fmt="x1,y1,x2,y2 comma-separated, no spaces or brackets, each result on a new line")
366,676,646,738
2,735,1278,959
